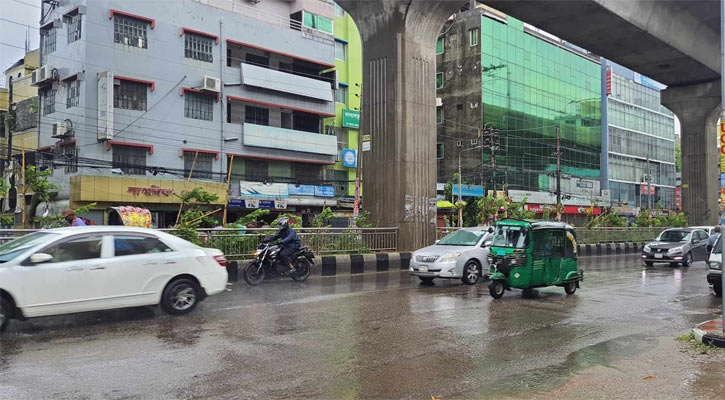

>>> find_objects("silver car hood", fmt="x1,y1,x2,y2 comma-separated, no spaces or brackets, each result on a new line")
413,244,476,257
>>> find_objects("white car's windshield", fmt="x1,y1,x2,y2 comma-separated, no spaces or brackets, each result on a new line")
0,232,59,263
657,230,690,243
438,230,485,246
492,225,529,249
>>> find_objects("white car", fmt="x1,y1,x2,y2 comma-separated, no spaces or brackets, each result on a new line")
0,226,228,332
410,227,493,285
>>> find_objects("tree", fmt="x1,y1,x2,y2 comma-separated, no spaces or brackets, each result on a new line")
174,187,220,244
24,166,61,227
675,144,681,173
312,207,337,227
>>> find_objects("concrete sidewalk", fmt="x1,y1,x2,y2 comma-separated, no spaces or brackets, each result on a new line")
693,319,725,348
226,241,644,281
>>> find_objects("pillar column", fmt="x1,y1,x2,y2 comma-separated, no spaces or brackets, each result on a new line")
338,1,465,250
662,80,721,225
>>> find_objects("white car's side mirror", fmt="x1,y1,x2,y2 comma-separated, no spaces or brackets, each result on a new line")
483,240,492,247
434,240,440,244
30,253,53,264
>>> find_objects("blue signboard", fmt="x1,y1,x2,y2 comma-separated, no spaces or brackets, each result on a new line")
721,173,725,187
452,185,484,197
288,184,316,196
314,186,336,198
341,148,357,167
228,199,244,209
259,200,275,209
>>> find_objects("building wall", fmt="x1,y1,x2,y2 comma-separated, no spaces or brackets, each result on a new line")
37,0,338,206
604,60,677,210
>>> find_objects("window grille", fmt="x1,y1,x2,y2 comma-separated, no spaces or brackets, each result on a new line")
184,151,214,179
184,91,214,121
114,14,149,48
66,78,80,108
112,145,147,175
185,33,214,63
66,14,82,43
41,88,57,116
114,80,147,111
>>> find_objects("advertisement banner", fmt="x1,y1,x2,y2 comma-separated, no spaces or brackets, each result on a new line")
342,109,360,129
245,199,259,209
314,186,336,198
274,201,287,210
288,184,315,196
721,122,725,173
259,200,275,209
342,148,357,167
674,187,682,209
97,71,114,140
453,185,484,197
240,181,289,198
563,205,602,215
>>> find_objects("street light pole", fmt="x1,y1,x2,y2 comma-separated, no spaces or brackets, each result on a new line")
458,154,462,228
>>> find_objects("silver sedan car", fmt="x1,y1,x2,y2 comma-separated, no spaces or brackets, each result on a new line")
410,227,493,285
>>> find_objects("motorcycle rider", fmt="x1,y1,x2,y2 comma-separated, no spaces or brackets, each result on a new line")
263,217,301,272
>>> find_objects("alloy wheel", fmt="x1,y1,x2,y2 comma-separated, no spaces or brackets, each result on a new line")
466,264,479,282
171,284,196,311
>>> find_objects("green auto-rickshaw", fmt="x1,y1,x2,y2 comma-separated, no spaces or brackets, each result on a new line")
487,219,583,299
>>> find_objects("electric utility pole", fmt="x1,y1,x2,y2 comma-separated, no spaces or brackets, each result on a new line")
457,154,462,228
555,126,562,216
719,0,724,334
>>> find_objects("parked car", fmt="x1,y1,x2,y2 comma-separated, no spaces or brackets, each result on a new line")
707,236,724,296
0,226,228,332
690,226,716,236
641,228,709,267
410,226,493,285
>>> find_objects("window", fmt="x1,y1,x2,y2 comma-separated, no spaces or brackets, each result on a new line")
302,11,333,35
184,151,214,179
436,37,444,55
113,145,147,175
246,53,269,67
245,105,269,125
437,143,444,159
41,26,56,55
469,28,479,46
335,41,346,60
42,235,103,263
335,86,347,104
436,106,443,124
281,112,293,129
334,3,345,17
113,235,171,257
114,80,147,111
293,163,322,181
436,73,443,89
114,14,149,48
245,159,268,181
65,13,82,43
184,91,214,121
185,33,214,63
66,78,80,108
41,88,56,116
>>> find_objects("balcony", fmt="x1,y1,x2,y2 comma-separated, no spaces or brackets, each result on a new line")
241,63,333,102
243,123,337,156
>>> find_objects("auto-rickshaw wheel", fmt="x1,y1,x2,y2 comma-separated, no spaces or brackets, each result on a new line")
564,281,577,295
489,281,505,299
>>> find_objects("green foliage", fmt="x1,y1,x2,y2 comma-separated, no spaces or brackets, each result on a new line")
462,198,481,227
313,207,337,227
235,209,270,226
36,202,97,228
675,144,681,173
173,187,219,244
0,214,14,226
25,166,62,226
633,209,688,228
444,181,453,202
178,186,219,204
355,210,373,228
508,197,535,220
272,213,302,228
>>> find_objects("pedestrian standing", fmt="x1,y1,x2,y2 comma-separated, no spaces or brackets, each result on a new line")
61,209,86,226
707,225,721,253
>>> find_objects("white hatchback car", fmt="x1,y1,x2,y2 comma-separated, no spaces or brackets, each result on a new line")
0,226,228,332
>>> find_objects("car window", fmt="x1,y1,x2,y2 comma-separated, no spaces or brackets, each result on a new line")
698,231,709,241
113,235,172,257
41,235,103,263
0,232,60,263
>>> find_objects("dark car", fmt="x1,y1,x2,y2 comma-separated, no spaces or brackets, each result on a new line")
641,228,709,267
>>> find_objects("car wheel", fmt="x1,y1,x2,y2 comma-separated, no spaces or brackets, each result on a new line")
418,276,435,285
714,284,722,297
682,252,692,268
0,297,12,332
489,281,505,299
161,278,200,315
645,261,654,267
564,281,577,295
243,261,266,286
461,260,481,285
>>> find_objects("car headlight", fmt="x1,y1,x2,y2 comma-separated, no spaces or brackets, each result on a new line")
668,247,683,254
643,245,651,252
709,261,722,270
439,252,462,262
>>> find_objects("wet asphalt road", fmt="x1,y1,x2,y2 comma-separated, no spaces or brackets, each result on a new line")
0,255,723,400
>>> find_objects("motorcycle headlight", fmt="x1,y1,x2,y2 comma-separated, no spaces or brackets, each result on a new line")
439,252,462,263
253,250,259,256
709,261,722,270
668,247,683,254
643,245,651,253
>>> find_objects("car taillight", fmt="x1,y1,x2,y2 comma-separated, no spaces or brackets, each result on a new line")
213,255,227,267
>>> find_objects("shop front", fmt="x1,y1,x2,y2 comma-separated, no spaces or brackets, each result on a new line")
69,175,228,228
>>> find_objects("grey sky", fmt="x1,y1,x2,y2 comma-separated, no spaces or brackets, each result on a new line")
0,0,41,87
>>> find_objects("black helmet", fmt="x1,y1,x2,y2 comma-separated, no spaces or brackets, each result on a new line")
277,217,290,229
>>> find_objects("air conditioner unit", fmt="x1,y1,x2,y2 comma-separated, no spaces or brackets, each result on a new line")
202,76,221,93
31,65,54,86
51,122,69,138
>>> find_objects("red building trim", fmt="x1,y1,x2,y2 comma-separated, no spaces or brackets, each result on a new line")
181,28,219,44
226,152,336,165
181,148,220,160
107,141,154,155
226,95,335,117
181,87,220,102
225,39,335,69
115,75,155,91
109,9,155,29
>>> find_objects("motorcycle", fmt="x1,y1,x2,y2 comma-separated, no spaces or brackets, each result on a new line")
243,242,315,285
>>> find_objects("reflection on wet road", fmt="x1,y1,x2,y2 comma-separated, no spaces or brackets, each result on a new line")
0,256,722,399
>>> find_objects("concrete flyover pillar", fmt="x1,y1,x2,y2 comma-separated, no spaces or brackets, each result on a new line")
338,1,466,250
662,80,721,225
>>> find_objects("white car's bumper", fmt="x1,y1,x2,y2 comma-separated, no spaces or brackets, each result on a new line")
201,270,228,297
409,260,461,278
